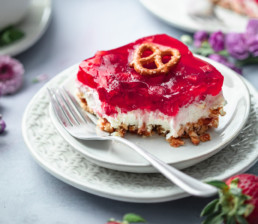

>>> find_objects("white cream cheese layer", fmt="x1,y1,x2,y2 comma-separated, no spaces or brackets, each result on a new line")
77,83,226,138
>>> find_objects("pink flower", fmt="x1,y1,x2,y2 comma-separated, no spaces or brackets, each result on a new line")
0,55,24,95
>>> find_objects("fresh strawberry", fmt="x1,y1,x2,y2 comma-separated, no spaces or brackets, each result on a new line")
201,174,258,224
106,221,121,224
226,174,258,224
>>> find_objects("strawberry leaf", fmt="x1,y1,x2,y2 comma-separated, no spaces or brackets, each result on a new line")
225,216,236,224
229,178,239,188
202,213,223,224
235,215,249,224
123,213,146,223
203,176,256,224
243,204,254,217
201,199,219,217
206,180,228,190
238,205,248,216
230,187,242,197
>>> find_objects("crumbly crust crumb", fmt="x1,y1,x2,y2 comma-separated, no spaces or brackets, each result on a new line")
77,93,225,147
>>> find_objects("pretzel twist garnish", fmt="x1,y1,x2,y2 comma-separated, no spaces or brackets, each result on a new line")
130,43,181,75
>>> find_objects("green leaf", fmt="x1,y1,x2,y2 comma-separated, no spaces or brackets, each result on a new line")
2,28,24,43
229,178,239,188
218,50,229,57
202,213,224,224
230,187,242,197
235,215,249,224
206,180,228,190
201,41,211,48
238,205,248,216
0,26,24,47
243,204,254,217
236,57,258,66
201,199,220,217
180,35,193,46
226,216,236,224
123,213,146,223
193,47,214,57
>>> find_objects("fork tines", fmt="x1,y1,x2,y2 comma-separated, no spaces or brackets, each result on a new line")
47,87,93,128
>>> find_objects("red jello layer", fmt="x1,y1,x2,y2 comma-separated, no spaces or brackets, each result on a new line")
77,34,224,116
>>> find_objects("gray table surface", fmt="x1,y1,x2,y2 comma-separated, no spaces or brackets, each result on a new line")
1,0,257,223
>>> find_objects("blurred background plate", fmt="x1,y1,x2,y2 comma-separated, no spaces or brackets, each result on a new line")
140,0,248,33
0,0,52,56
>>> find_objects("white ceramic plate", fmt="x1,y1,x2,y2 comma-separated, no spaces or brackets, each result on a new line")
0,0,52,56
22,67,258,202
48,56,250,173
140,0,248,33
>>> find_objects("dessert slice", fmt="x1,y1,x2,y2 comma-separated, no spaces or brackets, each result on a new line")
211,0,258,18
76,34,226,147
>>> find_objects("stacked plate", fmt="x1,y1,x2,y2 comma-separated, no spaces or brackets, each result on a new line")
22,57,258,203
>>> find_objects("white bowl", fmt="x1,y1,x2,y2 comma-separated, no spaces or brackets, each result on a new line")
0,0,31,30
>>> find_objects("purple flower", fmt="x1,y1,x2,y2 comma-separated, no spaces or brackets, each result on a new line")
209,31,225,52
0,55,24,95
0,115,6,133
194,31,208,47
245,34,258,57
244,19,258,57
225,33,249,60
246,19,258,36
208,54,242,74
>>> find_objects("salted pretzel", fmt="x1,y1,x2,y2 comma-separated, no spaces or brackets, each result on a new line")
130,43,181,75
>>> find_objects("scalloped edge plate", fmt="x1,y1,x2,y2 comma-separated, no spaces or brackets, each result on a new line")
22,66,258,202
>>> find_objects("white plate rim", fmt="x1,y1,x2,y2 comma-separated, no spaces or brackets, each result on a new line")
0,0,52,56
47,56,250,173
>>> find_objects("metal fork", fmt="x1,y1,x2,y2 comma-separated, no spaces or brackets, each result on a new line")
47,87,218,197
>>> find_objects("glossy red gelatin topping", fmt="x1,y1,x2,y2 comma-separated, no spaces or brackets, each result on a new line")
77,34,223,116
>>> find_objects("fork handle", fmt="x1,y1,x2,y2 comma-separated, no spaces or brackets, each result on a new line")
111,136,217,197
